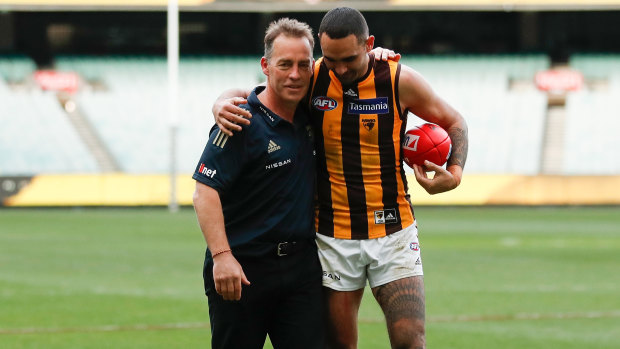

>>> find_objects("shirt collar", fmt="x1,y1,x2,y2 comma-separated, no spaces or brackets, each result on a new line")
248,86,282,127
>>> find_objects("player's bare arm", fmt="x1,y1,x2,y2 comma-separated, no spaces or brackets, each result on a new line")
193,182,250,301
398,65,469,194
212,88,253,136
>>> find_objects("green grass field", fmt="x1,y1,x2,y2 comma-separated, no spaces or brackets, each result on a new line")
1,206,619,348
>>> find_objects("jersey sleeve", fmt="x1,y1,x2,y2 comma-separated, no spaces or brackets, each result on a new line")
192,125,246,192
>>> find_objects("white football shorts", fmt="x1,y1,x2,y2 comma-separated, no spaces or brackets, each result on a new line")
316,222,423,291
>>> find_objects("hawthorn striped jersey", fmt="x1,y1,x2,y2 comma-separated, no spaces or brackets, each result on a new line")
309,55,415,240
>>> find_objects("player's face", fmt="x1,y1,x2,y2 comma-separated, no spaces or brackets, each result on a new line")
320,33,374,85
262,35,314,106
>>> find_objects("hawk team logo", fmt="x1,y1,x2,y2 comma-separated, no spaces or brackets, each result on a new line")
362,118,376,131
312,96,337,111
375,211,384,224
374,208,398,224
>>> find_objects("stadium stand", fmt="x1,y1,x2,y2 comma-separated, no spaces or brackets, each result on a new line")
54,55,262,173
402,55,550,175
0,89,99,174
1,56,99,174
0,55,36,83
0,54,564,175
564,54,620,175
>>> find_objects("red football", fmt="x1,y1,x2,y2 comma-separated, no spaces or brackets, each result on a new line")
402,123,452,168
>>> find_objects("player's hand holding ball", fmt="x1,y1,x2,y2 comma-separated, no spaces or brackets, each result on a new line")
403,123,458,194
402,123,452,170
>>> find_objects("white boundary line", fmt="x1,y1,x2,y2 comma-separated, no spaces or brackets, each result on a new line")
429,310,620,323
0,322,208,335
2,310,620,335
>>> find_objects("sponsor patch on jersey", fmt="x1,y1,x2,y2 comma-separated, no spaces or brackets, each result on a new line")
323,270,341,281
344,88,357,97
374,208,398,224
347,97,389,115
198,163,217,178
258,105,275,122
312,96,338,111
267,139,281,153
265,158,291,170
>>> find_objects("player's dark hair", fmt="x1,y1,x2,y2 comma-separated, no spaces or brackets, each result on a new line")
318,7,369,44
264,18,314,62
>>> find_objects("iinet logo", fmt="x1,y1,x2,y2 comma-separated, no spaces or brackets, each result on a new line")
198,163,217,178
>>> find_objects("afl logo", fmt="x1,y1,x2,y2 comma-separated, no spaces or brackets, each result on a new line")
312,96,337,111
409,242,420,251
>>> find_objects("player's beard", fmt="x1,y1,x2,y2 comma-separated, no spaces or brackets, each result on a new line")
334,71,357,85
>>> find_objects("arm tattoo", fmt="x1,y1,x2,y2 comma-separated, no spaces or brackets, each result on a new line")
447,126,468,169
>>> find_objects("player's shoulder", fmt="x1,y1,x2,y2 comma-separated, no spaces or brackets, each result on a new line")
396,63,431,90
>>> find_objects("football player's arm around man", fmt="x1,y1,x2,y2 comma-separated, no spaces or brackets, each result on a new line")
398,64,469,194
211,47,399,136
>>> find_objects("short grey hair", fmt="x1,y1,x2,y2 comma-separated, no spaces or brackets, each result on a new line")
264,18,314,62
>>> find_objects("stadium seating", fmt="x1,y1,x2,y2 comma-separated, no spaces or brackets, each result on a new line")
6,54,619,176
52,55,263,173
0,55,36,83
1,55,99,174
565,54,620,174
402,54,549,175
0,89,98,174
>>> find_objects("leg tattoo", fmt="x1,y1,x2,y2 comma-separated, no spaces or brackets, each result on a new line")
373,276,425,349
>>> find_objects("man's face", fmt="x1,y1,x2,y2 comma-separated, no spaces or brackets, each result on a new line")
262,35,314,106
319,33,374,85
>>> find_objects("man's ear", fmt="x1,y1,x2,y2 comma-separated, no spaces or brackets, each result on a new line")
365,35,375,52
260,57,269,76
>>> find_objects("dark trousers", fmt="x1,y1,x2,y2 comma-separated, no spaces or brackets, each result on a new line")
204,244,325,349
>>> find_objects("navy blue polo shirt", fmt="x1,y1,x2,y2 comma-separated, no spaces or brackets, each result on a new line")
193,86,316,258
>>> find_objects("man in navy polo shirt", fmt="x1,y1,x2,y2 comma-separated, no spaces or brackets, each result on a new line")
192,18,323,349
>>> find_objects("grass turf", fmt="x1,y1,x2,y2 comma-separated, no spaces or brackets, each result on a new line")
1,206,619,348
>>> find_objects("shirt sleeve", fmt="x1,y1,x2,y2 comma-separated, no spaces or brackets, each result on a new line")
192,124,246,192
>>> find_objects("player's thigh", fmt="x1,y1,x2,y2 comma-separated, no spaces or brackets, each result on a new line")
324,287,365,347
371,276,426,335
